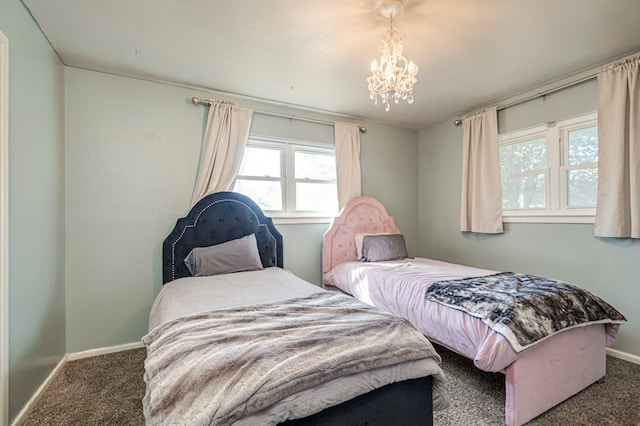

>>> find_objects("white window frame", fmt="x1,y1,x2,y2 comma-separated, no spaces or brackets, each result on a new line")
499,112,598,224
235,137,338,224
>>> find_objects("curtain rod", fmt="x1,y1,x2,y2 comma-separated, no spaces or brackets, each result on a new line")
453,73,596,125
191,97,366,133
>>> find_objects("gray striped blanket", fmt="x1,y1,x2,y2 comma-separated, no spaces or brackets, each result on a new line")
143,291,448,425
425,272,626,352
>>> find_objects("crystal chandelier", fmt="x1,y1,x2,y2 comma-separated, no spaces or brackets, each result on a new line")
367,1,418,111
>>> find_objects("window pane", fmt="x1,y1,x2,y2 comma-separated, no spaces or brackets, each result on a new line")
567,168,598,207
500,137,546,174
501,174,545,209
233,179,282,210
296,182,338,212
567,126,598,165
238,147,281,177
295,151,336,180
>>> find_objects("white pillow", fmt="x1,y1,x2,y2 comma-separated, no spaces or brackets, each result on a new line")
184,233,264,276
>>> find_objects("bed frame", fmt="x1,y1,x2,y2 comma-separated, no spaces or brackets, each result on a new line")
161,191,435,425
322,196,608,426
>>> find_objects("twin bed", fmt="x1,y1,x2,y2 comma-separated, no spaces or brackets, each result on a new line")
143,191,448,425
322,196,625,426
143,191,624,426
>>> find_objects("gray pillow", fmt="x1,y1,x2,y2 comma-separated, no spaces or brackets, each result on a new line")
184,233,264,276
361,234,409,262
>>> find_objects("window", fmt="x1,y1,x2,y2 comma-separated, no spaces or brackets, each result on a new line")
233,138,338,220
499,112,597,223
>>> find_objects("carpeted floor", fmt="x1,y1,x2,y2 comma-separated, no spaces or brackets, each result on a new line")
22,348,146,425
432,345,640,425
21,344,640,425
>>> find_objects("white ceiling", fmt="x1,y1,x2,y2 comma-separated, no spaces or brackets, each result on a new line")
21,0,640,129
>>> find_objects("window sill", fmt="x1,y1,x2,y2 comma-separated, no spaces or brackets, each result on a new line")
503,211,595,224
272,216,335,225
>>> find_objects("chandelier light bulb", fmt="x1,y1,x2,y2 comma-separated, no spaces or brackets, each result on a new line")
367,1,418,112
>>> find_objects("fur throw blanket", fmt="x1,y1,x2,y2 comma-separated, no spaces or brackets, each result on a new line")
143,291,447,425
425,272,626,352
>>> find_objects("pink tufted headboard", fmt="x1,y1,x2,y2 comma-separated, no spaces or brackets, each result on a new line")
322,196,400,275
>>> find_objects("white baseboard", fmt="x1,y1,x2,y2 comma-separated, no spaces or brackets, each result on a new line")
10,354,67,426
66,341,144,361
11,341,144,425
606,347,640,365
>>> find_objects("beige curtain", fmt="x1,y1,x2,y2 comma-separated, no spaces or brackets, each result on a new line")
334,122,362,209
460,107,504,234
191,101,254,206
594,57,640,238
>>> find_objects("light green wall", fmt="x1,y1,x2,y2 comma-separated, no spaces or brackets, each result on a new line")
64,70,200,352
0,0,66,422
418,79,640,358
64,68,418,352
361,122,419,255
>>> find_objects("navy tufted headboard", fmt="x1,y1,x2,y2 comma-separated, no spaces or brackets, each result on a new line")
162,191,283,284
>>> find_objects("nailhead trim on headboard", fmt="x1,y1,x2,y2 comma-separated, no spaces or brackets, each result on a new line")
162,192,282,284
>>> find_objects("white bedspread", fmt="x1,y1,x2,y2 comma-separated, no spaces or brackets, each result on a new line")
146,267,448,425
149,267,321,331
323,258,621,372
324,258,520,371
